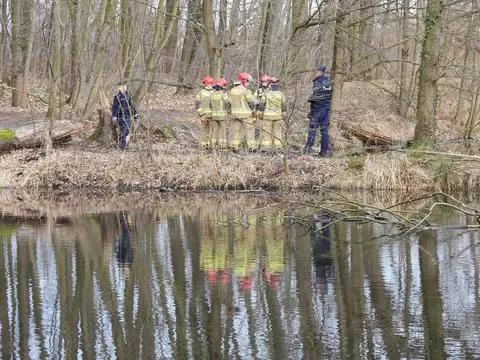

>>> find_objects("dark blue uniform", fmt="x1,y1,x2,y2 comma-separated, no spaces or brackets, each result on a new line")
111,91,138,149
311,213,334,287
115,213,134,267
304,75,332,156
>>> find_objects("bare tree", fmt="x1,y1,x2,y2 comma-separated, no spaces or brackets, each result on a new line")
46,0,62,119
203,0,222,78
0,0,9,82
455,0,479,130
164,0,181,74
399,0,411,117
176,0,203,94
10,0,35,107
134,0,179,101
413,0,446,145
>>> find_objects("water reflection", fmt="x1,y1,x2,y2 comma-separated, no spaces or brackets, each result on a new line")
312,212,334,291
0,195,479,359
114,212,134,268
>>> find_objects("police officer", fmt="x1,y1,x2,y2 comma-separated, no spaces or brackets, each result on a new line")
303,66,332,157
195,76,215,149
258,77,286,150
210,78,231,148
229,72,256,151
111,81,139,150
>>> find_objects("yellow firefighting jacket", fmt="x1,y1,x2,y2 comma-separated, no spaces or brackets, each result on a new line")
262,90,286,120
229,84,255,119
195,87,213,117
210,90,230,120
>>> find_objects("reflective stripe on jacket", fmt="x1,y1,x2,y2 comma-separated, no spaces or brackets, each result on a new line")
229,84,255,119
195,88,213,117
263,90,286,120
210,91,230,120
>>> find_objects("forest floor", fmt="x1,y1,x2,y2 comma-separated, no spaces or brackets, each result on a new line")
1,79,480,200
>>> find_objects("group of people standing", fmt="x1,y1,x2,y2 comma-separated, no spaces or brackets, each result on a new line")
110,66,332,155
195,72,287,152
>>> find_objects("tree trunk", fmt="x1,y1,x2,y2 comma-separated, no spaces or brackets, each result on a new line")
120,0,134,79
348,3,360,77
176,0,203,94
0,0,8,82
66,0,82,105
286,0,308,78
329,0,348,150
10,0,35,108
331,0,347,111
464,86,480,138
164,0,180,73
399,0,411,117
78,0,116,121
456,0,478,127
134,0,179,101
413,0,445,145
257,0,275,76
203,0,221,78
47,0,62,120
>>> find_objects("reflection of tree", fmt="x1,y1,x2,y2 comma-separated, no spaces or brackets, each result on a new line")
294,213,324,358
363,222,399,359
419,230,446,359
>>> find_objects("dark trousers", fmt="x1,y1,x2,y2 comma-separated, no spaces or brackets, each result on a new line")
305,105,330,154
118,117,132,149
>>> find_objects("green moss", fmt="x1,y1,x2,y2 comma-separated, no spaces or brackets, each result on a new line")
346,155,365,170
0,128,16,141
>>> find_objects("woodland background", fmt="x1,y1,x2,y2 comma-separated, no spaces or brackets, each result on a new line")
0,0,479,146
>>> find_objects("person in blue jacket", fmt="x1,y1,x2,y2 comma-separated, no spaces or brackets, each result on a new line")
111,81,139,150
303,66,332,157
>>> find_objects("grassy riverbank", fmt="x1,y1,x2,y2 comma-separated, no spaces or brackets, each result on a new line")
1,142,480,194
1,79,479,195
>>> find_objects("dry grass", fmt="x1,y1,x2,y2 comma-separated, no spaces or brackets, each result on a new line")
1,78,480,195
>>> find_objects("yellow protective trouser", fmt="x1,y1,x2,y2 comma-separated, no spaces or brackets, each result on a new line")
199,116,212,148
211,120,228,148
230,117,256,150
255,114,263,148
259,119,284,150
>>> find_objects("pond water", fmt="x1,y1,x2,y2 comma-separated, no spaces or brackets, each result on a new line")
0,194,479,359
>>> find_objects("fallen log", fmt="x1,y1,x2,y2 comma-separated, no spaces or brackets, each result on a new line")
0,120,82,152
338,123,395,146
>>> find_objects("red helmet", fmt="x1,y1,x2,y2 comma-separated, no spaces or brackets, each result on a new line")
216,78,228,89
260,74,270,83
201,76,215,87
237,72,252,85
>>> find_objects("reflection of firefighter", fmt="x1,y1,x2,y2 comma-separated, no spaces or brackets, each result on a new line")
263,215,284,290
312,212,334,284
200,211,230,285
233,214,257,292
115,212,134,267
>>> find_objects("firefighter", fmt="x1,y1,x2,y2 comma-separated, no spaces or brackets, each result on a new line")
111,81,139,150
229,72,256,151
254,75,271,146
195,76,215,149
258,77,286,150
210,78,231,148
